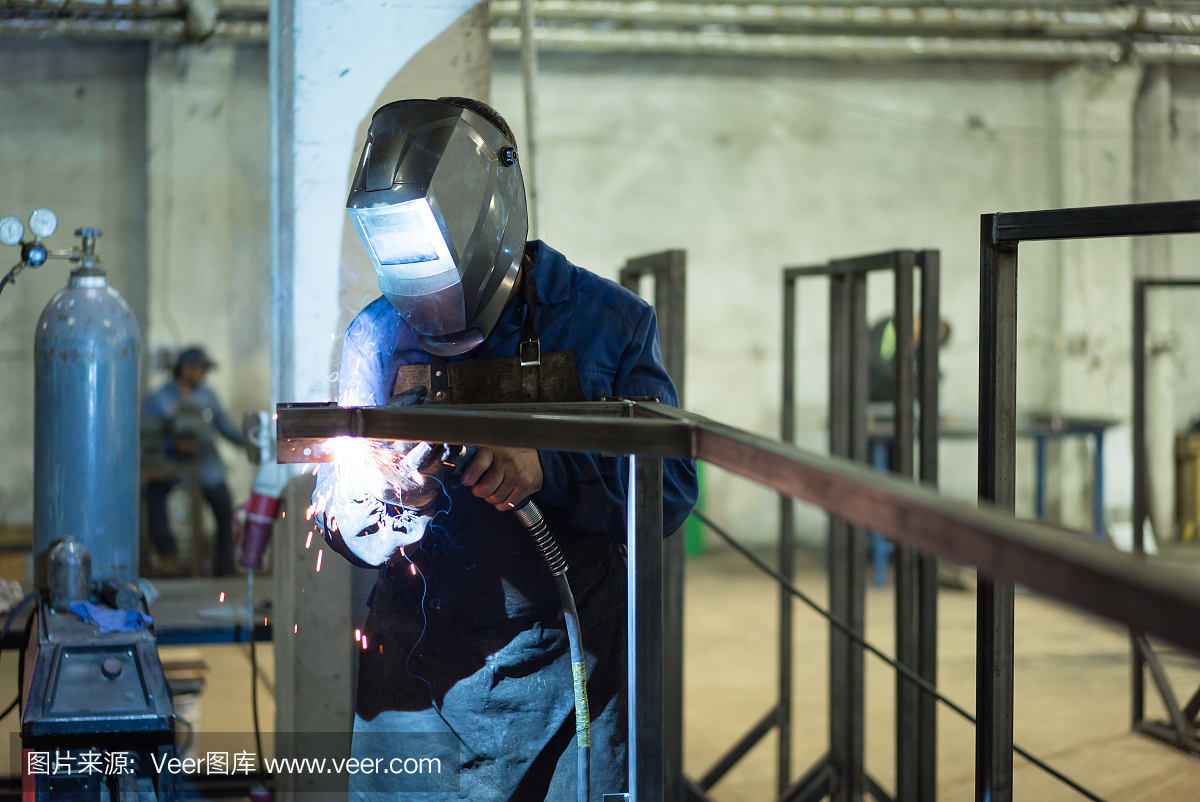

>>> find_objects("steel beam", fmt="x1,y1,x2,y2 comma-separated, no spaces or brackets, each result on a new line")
275,400,1200,655
779,272,798,797
620,249,688,802
628,454,665,802
993,199,1200,242
977,213,1017,802
1133,279,1149,727
892,251,918,802
916,250,941,802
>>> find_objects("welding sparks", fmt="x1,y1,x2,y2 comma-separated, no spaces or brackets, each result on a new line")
305,531,313,549
316,549,324,572
409,563,417,576
218,592,225,603
362,635,368,649
355,629,361,641
294,624,298,633
281,511,286,519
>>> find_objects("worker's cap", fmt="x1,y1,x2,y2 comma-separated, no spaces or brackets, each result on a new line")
175,347,216,370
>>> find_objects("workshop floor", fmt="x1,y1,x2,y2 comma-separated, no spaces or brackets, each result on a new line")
685,547,1200,802
2,547,1194,801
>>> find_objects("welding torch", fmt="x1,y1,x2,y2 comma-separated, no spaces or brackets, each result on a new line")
442,444,591,802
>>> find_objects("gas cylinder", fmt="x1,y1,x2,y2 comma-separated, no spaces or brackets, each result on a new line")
33,229,139,585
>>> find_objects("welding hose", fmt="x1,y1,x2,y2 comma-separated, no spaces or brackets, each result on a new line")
512,500,590,802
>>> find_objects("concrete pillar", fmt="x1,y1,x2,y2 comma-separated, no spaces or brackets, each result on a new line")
1049,62,1141,531
1134,65,1176,543
269,2,489,793
146,42,272,496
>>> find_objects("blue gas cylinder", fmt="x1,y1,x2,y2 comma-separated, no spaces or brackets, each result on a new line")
34,264,139,585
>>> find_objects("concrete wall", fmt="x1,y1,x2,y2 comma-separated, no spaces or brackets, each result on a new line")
146,41,272,499
492,54,1076,545
0,39,148,529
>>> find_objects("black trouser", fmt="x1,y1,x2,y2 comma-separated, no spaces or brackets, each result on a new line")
145,479,236,576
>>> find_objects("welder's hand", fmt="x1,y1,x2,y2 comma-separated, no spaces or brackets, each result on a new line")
460,446,543,511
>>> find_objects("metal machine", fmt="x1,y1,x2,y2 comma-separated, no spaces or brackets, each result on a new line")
2,211,176,800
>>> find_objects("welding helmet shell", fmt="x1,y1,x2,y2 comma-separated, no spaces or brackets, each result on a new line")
347,99,528,357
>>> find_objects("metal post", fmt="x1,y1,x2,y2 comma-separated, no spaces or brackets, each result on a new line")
779,273,797,797
977,215,1017,802
916,250,941,802
828,272,854,802
519,0,543,238
620,251,687,802
892,252,918,802
628,453,665,802
848,272,869,802
1132,279,1147,727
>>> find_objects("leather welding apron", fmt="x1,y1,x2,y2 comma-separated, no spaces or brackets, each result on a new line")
350,261,628,802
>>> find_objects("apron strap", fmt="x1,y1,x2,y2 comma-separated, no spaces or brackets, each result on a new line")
519,253,541,403
429,354,450,403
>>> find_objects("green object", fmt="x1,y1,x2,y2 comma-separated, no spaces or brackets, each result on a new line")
685,462,706,556
880,319,896,362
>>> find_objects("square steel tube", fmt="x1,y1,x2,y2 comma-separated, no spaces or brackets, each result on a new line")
620,250,687,802
1131,277,1200,744
628,454,664,802
277,401,1200,651
993,199,1200,242
977,214,1018,802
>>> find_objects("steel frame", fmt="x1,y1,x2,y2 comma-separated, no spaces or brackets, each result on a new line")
1132,276,1200,757
780,251,940,802
979,199,1200,801
619,250,690,802
278,396,1200,801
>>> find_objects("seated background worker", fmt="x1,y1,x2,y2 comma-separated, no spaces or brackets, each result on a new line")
312,97,698,801
144,347,247,576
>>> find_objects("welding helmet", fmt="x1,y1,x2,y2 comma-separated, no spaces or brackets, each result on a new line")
346,98,528,357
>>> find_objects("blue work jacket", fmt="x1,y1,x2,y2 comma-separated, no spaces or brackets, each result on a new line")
333,240,697,543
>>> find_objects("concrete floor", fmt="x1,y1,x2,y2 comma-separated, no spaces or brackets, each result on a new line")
685,548,1200,802
2,547,1196,801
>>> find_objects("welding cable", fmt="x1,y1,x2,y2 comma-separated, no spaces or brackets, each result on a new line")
247,569,265,774
512,500,590,802
691,511,1110,802
0,269,12,297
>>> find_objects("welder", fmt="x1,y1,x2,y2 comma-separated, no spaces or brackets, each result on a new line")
311,97,697,801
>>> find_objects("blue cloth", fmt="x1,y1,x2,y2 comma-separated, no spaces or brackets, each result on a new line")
68,601,152,633
332,239,698,539
143,380,247,487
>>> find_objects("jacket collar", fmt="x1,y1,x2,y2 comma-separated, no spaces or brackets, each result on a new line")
527,240,570,306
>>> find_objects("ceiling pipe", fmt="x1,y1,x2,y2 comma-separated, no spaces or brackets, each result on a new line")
491,24,1200,62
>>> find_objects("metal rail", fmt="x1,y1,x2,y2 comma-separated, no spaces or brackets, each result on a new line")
277,401,1200,646
1132,276,1200,758
977,199,1200,802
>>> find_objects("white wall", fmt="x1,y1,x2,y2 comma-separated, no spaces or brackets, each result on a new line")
492,54,1076,544
146,41,272,499
0,39,148,528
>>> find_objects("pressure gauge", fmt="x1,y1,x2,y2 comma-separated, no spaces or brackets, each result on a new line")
0,217,23,247
28,208,57,239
